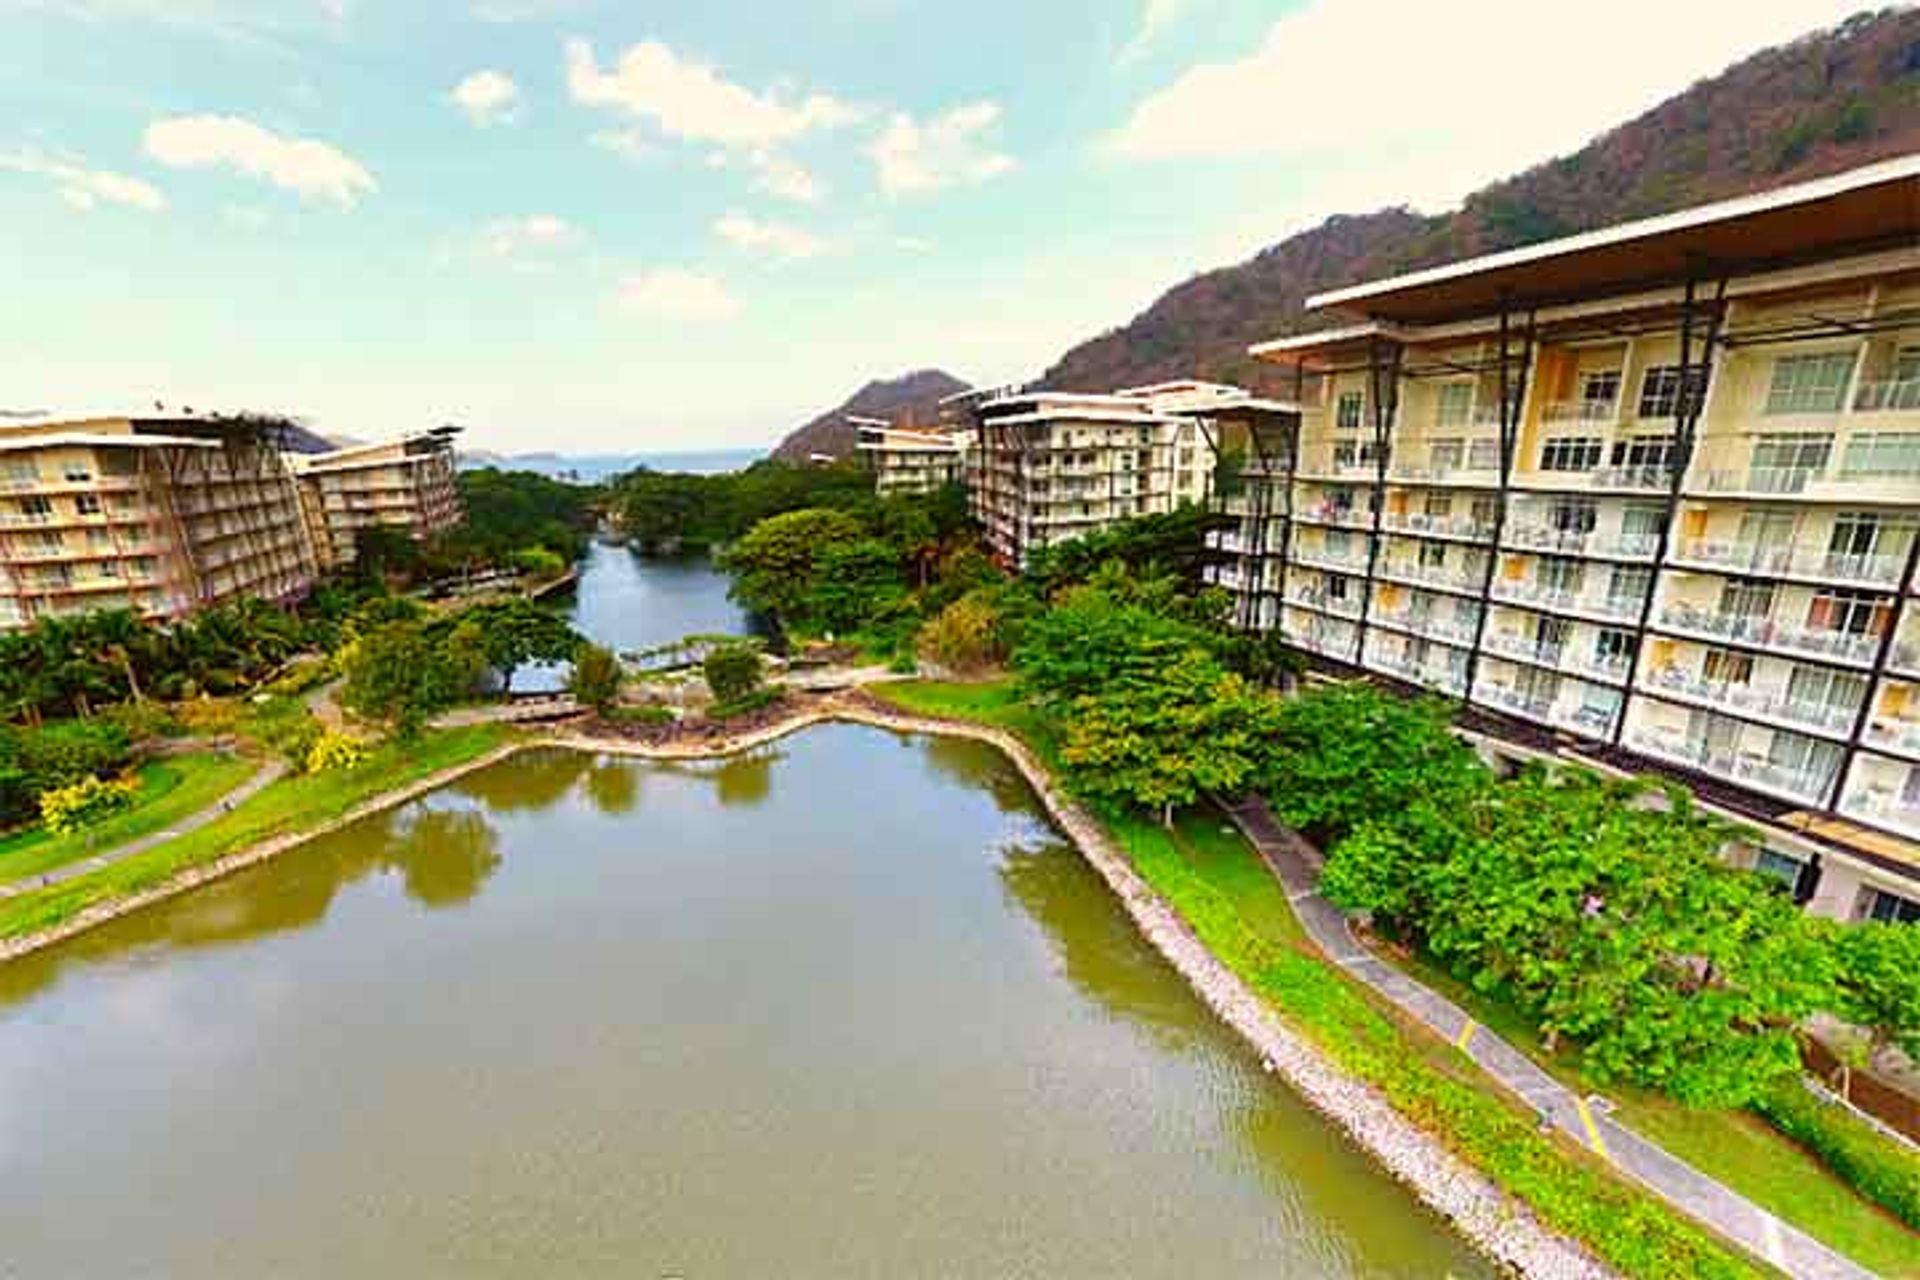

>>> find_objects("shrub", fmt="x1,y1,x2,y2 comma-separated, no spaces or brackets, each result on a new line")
709,686,784,722
916,591,1007,672
245,697,324,768
0,721,134,828
39,774,139,836
305,731,369,774
703,645,763,704
1754,1080,1920,1230
568,643,624,713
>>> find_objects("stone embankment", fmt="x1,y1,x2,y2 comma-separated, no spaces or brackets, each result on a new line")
0,692,1610,1277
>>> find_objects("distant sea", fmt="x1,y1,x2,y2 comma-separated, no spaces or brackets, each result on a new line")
460,447,765,480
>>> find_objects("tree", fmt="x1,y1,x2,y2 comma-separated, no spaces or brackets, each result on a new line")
1830,921,1920,1076
917,591,1008,673
569,643,623,713
340,619,485,735
703,645,762,704
1060,650,1280,825
720,507,866,625
1012,584,1221,712
465,599,579,695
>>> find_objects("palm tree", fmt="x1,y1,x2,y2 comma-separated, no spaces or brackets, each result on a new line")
82,608,152,704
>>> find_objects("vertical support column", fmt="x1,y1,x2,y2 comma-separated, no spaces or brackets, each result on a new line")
1355,338,1399,666
1464,298,1533,705
1830,532,1920,813
1615,272,1726,748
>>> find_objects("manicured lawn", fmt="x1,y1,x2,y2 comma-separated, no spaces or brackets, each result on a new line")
0,752,260,884
874,679,1767,1280
1389,944,1920,1278
0,726,513,944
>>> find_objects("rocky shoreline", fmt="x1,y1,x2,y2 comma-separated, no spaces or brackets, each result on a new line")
0,694,1611,1277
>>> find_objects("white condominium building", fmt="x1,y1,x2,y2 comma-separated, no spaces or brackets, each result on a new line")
853,420,969,496
1207,155,1920,925
290,427,464,568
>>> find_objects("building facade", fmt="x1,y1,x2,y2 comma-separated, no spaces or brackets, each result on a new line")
0,414,315,629
955,381,1243,567
290,428,463,568
853,421,968,496
1206,156,1920,924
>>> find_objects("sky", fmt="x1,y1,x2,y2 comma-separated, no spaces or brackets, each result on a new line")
0,0,1875,454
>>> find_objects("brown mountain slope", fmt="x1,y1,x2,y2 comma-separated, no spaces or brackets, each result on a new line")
770,369,970,464
1043,6,1920,396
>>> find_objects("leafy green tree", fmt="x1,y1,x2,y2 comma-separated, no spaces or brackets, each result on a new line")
720,508,866,626
1012,584,1222,712
340,619,486,735
464,599,580,694
916,590,1008,672
568,643,624,713
1830,921,1920,1067
703,645,763,704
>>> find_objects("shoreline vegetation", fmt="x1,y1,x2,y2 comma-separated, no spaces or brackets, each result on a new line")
0,686,1783,1280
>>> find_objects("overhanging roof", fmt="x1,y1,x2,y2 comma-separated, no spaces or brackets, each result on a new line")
1308,154,1920,325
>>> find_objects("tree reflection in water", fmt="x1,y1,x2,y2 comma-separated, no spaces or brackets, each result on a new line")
450,748,589,813
393,809,503,909
582,759,641,815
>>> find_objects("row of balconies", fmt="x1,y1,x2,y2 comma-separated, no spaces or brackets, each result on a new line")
1624,723,1839,807
1666,539,1910,590
1639,665,1861,739
1654,602,1881,668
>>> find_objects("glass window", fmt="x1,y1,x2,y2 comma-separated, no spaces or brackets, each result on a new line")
1429,439,1463,471
1547,499,1596,534
1335,391,1364,431
1607,565,1652,606
1840,432,1920,479
1621,503,1669,542
1423,493,1452,518
1418,541,1447,568
1864,888,1920,924
1808,587,1890,636
75,494,101,516
1595,628,1636,663
1327,575,1350,602
4,461,38,485
1721,579,1775,620
1754,850,1806,893
1637,364,1710,418
1540,437,1603,472
1702,648,1754,685
1435,383,1473,427
18,495,51,519
1765,351,1856,415
1538,556,1582,593
1610,435,1674,469
1750,433,1833,491
1786,666,1864,715
1579,370,1622,411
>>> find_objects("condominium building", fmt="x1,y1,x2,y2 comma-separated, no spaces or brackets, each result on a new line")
0,413,317,629
853,419,968,496
954,381,1253,567
289,427,463,568
1207,155,1920,924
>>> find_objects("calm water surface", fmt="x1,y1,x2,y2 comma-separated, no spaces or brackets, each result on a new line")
0,727,1489,1278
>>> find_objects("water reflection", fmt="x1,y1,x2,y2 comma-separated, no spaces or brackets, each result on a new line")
920,733,1036,815
394,809,502,909
581,759,641,815
451,748,587,812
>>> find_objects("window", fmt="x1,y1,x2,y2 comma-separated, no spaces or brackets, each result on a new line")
61,460,92,483
75,494,101,516
1765,351,1856,415
1736,510,1797,550
1637,364,1710,418
1428,439,1464,472
1840,432,1920,479
1786,666,1865,716
1533,615,1571,651
1539,436,1603,472
1607,565,1652,608
1863,888,1920,925
1703,648,1755,686
1828,512,1917,563
1327,575,1350,602
1754,850,1807,895
1610,435,1674,470
1435,383,1473,427
1594,628,1636,665
1750,433,1833,491
1326,529,1353,558
1468,439,1499,471
4,461,38,486
1418,541,1448,569
1809,587,1890,637
18,495,50,520
1621,503,1669,544
1578,370,1622,413
1547,499,1596,534
1423,494,1453,519
1721,579,1775,621
1335,391,1364,431
1539,556,1583,594
1766,731,1841,791
1470,496,1498,528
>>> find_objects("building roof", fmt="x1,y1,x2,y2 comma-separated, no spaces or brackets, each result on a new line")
1305,154,1920,325
288,428,462,472
0,430,218,453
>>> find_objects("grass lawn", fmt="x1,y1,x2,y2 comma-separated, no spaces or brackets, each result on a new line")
1389,944,1920,1278
0,725,513,945
0,752,260,884
871,679,1768,1280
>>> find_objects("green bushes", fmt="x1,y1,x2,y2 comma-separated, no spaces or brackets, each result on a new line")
38,774,140,835
569,643,624,713
916,591,1008,672
0,720,134,828
1753,1081,1920,1230
702,645,763,704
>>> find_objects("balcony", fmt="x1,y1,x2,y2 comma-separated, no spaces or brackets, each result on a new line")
1845,787,1920,841
1669,539,1909,589
1291,543,1370,574
1289,627,1360,664
1518,464,1673,493
1375,558,1487,595
1541,398,1620,424
1380,511,1494,543
1503,524,1663,559
1387,462,1499,488
1864,715,1920,761
1367,645,1468,695
1370,608,1479,647
1852,377,1920,413
1625,725,1835,806
1491,579,1644,624
1285,588,1362,620
1475,681,1556,721
1639,665,1860,738
1692,462,1917,502
1654,603,1881,667
1292,503,1373,530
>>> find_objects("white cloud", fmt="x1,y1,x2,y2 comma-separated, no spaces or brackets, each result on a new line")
1117,0,1190,65
565,38,858,148
143,115,375,206
615,269,741,320
452,69,521,126
1108,0,1867,210
591,126,653,161
747,149,821,203
478,213,581,257
0,147,167,212
869,102,1014,197
714,212,823,260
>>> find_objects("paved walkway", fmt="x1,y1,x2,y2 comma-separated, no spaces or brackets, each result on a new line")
1219,796,1877,1280
0,759,288,899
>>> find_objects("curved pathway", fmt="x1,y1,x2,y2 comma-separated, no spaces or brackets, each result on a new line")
1220,796,1877,1280
0,758,288,900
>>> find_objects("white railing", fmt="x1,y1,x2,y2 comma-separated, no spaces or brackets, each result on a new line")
1852,377,1920,413
1672,539,1908,587
1542,398,1620,423
1626,727,1834,805
1640,666,1860,736
1376,559,1487,593
1492,579,1643,622
1291,545,1369,573
1294,503,1372,528
1864,717,1920,758
1389,462,1499,485
1367,645,1469,694
1371,609,1479,647
1655,603,1881,666
1286,589,1362,619
1379,511,1495,541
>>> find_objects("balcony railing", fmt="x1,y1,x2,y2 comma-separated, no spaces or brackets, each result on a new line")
1291,544,1370,573
1852,377,1920,413
1367,646,1468,694
1294,503,1373,529
1491,579,1644,622
1388,462,1499,486
1375,559,1487,594
1371,609,1479,647
1670,539,1909,588
1476,682,1556,721
1640,665,1860,736
1694,465,1824,496
1379,511,1494,542
1285,589,1362,619
1504,524,1664,558
1655,603,1881,666
1626,727,1834,805
1541,398,1620,423
1290,628,1360,663
1864,716,1920,759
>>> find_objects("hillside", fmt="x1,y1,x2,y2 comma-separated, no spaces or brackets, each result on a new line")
1043,7,1920,395
770,369,970,463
